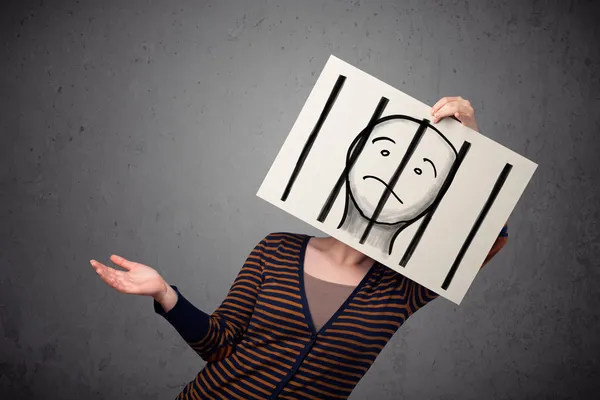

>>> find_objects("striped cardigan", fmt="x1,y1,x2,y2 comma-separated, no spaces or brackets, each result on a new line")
155,229,509,399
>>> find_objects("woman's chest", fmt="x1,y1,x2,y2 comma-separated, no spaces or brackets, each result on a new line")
254,263,409,340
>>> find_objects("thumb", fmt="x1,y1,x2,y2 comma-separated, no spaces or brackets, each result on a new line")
110,254,137,270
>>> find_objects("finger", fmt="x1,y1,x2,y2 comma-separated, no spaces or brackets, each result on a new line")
110,254,136,270
91,260,115,275
94,263,116,286
431,96,461,115
107,271,130,293
92,260,114,281
104,270,129,293
90,259,107,273
91,260,130,292
432,101,460,123
435,100,475,123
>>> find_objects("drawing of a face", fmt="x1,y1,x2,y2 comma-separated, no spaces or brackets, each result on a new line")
348,119,457,225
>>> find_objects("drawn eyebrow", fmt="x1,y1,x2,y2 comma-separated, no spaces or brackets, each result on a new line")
372,136,396,145
423,157,437,177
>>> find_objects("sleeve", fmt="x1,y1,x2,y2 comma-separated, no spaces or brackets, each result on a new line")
407,224,509,315
480,224,509,269
153,235,268,362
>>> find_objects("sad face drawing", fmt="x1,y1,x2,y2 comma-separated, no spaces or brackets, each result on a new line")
337,116,458,255
270,70,525,296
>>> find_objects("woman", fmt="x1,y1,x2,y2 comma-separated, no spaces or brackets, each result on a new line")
91,96,509,400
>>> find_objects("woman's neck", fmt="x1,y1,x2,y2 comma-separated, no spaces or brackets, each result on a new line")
305,235,374,286
321,236,369,267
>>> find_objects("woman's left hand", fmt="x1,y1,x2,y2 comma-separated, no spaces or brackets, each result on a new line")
430,96,479,132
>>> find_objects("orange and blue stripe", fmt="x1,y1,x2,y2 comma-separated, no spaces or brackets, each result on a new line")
155,229,508,399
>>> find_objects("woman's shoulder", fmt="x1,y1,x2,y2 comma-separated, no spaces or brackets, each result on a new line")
257,231,309,250
252,232,308,268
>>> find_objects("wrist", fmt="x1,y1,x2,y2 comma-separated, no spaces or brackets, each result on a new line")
153,282,178,313
152,280,169,302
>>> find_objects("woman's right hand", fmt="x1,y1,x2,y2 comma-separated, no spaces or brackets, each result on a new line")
90,255,168,299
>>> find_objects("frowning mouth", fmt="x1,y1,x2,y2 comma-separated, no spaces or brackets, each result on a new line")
362,175,403,204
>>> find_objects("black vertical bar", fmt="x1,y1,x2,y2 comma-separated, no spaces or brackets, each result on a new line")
441,163,513,290
359,119,429,244
317,97,389,222
399,141,471,267
281,75,347,202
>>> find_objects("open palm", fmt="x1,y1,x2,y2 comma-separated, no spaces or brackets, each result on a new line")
91,255,166,297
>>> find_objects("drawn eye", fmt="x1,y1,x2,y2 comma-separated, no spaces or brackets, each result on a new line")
414,168,422,175
380,150,390,157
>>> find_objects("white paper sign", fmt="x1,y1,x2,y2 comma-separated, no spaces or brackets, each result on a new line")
257,55,537,304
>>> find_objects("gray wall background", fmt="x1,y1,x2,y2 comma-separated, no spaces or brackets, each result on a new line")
1,0,599,399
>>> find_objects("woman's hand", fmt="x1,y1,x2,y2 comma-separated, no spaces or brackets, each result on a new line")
90,255,168,299
431,96,479,132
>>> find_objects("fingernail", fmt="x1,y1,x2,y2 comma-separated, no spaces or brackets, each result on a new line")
90,260,95,265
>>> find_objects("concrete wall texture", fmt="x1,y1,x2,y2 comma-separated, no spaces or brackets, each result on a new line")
1,0,599,399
